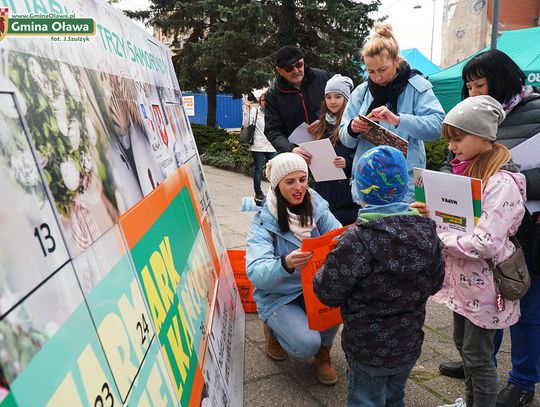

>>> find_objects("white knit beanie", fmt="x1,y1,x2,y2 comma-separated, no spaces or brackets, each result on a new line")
266,153,308,189
444,95,506,141
325,74,354,100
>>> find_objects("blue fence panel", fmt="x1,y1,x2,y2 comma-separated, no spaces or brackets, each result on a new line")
182,92,242,129
182,92,207,125
216,94,242,129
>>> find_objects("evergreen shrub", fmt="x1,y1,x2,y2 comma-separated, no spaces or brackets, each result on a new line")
192,124,252,176
425,138,449,170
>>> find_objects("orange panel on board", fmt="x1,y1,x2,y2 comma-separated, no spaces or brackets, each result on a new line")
160,168,183,204
145,181,169,220
188,364,205,407
118,199,153,249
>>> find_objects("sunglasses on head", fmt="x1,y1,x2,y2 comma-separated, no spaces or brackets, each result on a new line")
283,60,304,72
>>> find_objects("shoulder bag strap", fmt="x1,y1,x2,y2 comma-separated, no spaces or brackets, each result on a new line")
253,107,259,125
486,235,521,270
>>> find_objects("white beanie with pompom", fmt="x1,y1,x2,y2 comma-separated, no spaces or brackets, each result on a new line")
265,153,308,189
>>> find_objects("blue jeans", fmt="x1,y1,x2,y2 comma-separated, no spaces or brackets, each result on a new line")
493,256,540,392
251,151,276,196
345,355,415,407
265,296,339,359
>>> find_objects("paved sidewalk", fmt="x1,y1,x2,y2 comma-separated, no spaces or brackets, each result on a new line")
203,164,539,407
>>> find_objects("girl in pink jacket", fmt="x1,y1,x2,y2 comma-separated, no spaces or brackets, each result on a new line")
416,95,526,407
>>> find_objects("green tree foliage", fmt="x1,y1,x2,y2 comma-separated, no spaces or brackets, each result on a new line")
128,0,380,127
267,0,380,83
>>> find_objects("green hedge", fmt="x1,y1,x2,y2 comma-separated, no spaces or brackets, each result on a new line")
192,123,449,174
425,138,449,170
192,124,253,176
191,123,230,151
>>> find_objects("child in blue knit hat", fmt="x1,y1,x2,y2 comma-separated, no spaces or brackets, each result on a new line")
314,146,445,407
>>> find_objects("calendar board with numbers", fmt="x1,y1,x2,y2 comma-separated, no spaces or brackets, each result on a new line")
0,1,244,406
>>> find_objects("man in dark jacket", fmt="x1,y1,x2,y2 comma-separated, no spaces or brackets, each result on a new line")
314,146,445,406
264,45,331,162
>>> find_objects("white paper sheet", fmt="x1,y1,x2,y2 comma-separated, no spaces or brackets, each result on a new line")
288,122,314,145
299,139,347,182
510,133,540,213
414,168,481,236
510,132,540,171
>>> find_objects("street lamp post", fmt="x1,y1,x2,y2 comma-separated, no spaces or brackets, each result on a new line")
490,0,500,49
430,0,436,60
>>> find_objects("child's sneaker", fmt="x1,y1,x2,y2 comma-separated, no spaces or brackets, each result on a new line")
436,398,466,407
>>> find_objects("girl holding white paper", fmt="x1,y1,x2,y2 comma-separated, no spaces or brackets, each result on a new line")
414,96,526,407
436,50,540,407
311,74,359,225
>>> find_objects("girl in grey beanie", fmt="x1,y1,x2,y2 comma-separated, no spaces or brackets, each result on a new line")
311,74,360,225
425,94,527,407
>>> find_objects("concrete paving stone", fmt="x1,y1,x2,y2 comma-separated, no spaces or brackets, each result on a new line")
251,330,349,390
405,379,449,406
216,212,254,223
413,352,465,395
424,301,455,330
280,342,347,389
306,375,348,407
244,340,282,381
249,318,348,389
222,233,251,250
218,215,254,230
244,374,324,407
413,348,445,379
422,329,461,361
437,324,456,339
496,350,513,375
245,314,265,343
421,375,467,405
266,348,320,389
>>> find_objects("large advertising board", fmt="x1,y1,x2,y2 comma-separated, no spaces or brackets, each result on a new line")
0,1,244,405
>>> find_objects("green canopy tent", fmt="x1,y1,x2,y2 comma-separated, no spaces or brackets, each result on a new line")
430,26,540,112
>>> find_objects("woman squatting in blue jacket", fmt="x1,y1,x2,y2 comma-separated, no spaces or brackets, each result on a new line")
245,153,342,386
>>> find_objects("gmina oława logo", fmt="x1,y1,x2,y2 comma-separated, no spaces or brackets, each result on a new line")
0,8,95,42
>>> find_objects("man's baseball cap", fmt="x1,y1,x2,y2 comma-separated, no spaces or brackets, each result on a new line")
275,45,305,68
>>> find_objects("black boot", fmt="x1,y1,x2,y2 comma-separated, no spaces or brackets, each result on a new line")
254,193,265,206
439,361,465,379
496,383,534,407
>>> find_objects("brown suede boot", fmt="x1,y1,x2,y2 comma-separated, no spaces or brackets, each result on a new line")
263,324,288,361
314,346,338,386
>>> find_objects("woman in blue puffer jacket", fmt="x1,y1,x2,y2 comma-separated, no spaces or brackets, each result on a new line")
246,152,341,386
